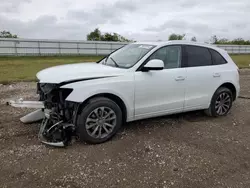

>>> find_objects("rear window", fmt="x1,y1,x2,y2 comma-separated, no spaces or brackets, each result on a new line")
209,49,227,65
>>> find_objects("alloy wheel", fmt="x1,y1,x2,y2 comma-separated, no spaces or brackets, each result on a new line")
215,92,231,115
85,107,117,138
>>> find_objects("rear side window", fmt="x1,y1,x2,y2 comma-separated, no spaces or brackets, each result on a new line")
209,49,227,65
185,45,212,67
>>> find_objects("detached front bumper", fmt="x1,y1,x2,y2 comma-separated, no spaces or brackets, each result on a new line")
7,99,44,109
7,99,45,123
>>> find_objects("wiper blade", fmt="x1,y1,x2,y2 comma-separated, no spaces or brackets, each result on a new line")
105,55,109,63
109,57,119,67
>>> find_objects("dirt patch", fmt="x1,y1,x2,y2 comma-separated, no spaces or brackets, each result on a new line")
0,71,250,188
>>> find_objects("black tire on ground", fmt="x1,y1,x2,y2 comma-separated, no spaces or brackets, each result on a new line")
76,97,122,144
205,87,233,117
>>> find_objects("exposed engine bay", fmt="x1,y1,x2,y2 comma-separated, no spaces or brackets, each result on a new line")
36,83,80,147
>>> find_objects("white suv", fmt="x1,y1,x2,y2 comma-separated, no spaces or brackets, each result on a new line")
36,41,240,146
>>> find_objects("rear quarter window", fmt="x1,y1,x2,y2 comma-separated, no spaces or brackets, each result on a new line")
209,49,227,65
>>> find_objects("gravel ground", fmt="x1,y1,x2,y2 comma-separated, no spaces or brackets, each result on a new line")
0,70,250,188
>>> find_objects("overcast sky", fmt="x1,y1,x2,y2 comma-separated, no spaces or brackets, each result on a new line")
0,0,249,42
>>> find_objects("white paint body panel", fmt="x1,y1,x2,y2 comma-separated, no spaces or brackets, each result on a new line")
36,62,127,83
134,68,186,120
36,41,240,122
62,73,135,121
184,64,239,111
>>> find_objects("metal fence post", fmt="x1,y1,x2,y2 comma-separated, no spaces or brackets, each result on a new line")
58,42,61,55
95,43,98,56
77,43,80,55
38,41,41,56
14,41,18,56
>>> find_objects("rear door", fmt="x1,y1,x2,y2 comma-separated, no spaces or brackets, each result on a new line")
183,45,223,111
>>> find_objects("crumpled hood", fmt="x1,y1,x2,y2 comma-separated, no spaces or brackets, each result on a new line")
36,62,126,83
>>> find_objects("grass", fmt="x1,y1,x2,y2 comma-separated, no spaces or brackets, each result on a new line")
0,56,104,83
0,54,249,83
230,54,250,68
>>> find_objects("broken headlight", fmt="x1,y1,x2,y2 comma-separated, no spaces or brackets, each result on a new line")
39,83,58,94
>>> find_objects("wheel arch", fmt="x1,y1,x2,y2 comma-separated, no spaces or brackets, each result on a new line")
217,82,237,101
77,93,128,123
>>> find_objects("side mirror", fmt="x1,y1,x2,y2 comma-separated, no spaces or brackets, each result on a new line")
142,59,164,72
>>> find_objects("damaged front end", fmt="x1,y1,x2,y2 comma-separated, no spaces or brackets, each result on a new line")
37,83,79,147
8,83,79,147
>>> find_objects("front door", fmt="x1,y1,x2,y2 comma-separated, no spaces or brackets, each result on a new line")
134,45,186,120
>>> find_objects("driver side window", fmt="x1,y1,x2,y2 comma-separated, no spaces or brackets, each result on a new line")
148,45,182,69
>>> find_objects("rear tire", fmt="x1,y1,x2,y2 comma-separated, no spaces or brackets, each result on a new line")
205,87,233,117
77,97,122,144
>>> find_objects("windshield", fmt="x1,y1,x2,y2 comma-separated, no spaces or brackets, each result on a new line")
102,44,155,68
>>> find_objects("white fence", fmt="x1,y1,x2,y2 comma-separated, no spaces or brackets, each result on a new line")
216,44,250,54
0,38,128,56
0,38,250,56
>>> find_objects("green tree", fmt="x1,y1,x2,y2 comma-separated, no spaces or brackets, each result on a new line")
87,28,102,41
87,28,132,42
168,33,185,40
217,38,229,44
191,36,197,42
118,34,132,42
231,38,250,45
0,30,18,38
101,33,119,41
211,36,250,45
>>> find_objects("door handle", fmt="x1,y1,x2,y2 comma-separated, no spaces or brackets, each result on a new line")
175,76,185,81
213,73,221,77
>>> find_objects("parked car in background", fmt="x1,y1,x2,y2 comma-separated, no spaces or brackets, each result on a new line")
13,41,240,146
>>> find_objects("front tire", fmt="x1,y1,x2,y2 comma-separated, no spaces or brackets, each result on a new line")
77,97,122,144
205,87,233,117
